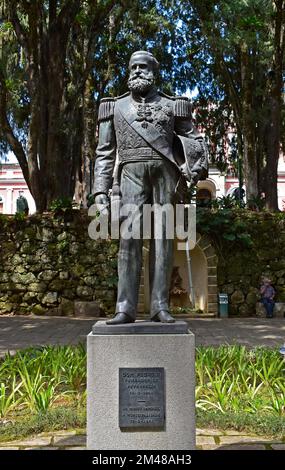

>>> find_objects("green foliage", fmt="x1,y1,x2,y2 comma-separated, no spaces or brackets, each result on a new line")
209,195,243,210
196,410,285,437
0,344,284,440
0,379,22,419
0,0,195,210
13,212,26,222
18,363,59,414
183,0,283,208
0,0,283,211
0,20,13,35
0,407,86,443
58,344,86,394
170,306,203,315
196,346,285,416
0,214,10,228
246,195,266,211
106,275,118,288
49,198,73,212
196,207,253,250
0,345,86,417
57,239,69,252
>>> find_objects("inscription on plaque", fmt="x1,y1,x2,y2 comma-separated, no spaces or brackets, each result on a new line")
119,368,165,428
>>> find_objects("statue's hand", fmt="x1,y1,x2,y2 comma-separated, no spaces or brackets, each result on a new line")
95,194,108,205
180,164,199,185
95,194,109,215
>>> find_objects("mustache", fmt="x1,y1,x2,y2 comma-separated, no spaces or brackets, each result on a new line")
128,77,153,86
127,75,154,87
128,71,154,82
127,76,154,92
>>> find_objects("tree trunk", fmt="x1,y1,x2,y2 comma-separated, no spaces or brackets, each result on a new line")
4,1,83,211
80,75,96,206
45,29,67,206
240,45,259,200
27,84,46,212
263,0,284,211
264,95,281,211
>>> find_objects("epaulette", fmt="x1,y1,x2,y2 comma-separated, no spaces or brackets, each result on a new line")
98,97,116,122
158,91,175,100
174,96,192,118
117,91,130,100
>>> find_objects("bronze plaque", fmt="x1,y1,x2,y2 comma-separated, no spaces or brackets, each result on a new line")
119,368,165,428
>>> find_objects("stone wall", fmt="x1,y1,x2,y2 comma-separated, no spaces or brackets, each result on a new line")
215,211,285,316
0,211,118,316
0,209,284,317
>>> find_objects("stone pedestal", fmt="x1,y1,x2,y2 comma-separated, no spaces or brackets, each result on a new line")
87,321,195,450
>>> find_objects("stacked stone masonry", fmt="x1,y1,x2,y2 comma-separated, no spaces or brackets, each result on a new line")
216,211,285,316
0,211,118,316
0,210,284,317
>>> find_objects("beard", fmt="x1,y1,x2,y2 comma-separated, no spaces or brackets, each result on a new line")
127,73,154,94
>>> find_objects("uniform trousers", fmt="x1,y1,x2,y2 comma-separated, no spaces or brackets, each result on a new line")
115,157,179,319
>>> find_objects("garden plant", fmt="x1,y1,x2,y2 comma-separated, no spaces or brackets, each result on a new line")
0,344,284,441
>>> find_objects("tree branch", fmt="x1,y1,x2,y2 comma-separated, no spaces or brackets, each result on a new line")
49,0,57,25
57,0,81,33
8,3,29,53
191,2,242,133
81,3,121,90
0,70,30,189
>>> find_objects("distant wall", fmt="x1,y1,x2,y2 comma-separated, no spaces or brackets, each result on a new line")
0,210,284,317
0,211,118,316
215,211,285,316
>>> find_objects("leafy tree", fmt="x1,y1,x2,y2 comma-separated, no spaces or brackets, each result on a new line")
1,1,283,212
0,0,115,211
0,0,187,210
182,0,285,210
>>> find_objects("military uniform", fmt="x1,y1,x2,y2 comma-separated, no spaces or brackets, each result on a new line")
94,87,202,320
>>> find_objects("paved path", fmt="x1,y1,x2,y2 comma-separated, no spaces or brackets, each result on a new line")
0,315,284,451
0,429,284,450
0,315,284,357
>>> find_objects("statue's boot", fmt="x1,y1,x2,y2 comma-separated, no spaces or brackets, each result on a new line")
152,310,175,323
106,312,134,325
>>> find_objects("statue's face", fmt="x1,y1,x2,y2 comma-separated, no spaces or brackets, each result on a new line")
128,55,155,94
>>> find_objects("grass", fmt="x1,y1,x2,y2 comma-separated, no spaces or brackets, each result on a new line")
0,406,86,442
0,407,284,443
0,344,284,442
197,410,285,439
195,346,285,415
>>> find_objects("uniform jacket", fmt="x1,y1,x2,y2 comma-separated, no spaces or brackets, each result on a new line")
93,88,207,196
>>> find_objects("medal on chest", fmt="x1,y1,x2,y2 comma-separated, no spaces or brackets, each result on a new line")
134,99,173,129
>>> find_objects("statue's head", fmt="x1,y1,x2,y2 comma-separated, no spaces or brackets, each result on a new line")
128,50,159,94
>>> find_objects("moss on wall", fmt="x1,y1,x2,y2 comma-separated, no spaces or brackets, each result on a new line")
0,209,284,317
0,211,118,316
200,210,285,316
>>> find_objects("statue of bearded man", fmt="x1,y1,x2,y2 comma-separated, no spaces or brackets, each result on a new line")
93,50,208,324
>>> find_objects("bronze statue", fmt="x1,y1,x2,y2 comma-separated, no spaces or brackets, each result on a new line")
93,50,207,324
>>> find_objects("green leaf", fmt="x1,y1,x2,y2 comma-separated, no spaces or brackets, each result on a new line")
223,233,236,241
